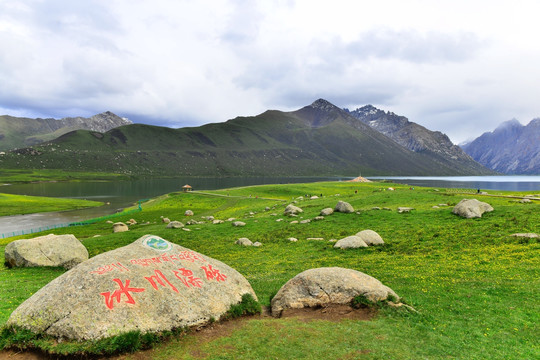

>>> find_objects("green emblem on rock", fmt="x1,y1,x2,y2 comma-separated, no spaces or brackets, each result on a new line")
143,236,172,252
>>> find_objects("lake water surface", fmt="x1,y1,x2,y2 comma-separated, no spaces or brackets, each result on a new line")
1,175,539,237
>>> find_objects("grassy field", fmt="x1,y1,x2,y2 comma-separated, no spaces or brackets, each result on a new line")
0,168,131,184
0,181,538,359
0,192,103,217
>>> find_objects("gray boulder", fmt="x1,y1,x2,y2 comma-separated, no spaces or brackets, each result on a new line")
271,267,398,316
213,219,224,224
320,208,334,216
113,222,129,233
519,198,531,203
4,234,88,270
398,207,414,213
452,199,494,218
7,234,257,341
232,221,246,227
184,210,194,216
284,204,303,216
162,217,171,224
333,236,368,249
510,233,539,238
235,238,253,246
252,242,262,247
355,230,384,245
334,201,354,213
166,221,184,229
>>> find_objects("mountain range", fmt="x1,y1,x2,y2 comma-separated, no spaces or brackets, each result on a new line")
460,119,540,175
0,112,132,151
0,99,493,177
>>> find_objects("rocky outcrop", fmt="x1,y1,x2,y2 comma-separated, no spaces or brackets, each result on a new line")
271,267,399,316
7,234,257,341
284,204,303,216
4,234,88,269
333,236,368,249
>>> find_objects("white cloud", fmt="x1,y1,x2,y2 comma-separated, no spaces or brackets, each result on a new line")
0,0,540,143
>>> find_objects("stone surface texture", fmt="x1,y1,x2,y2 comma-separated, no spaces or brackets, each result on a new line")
355,230,385,245
452,199,494,218
284,204,303,215
7,234,257,341
271,267,398,316
4,234,88,269
113,222,129,232
333,235,368,249
334,201,354,213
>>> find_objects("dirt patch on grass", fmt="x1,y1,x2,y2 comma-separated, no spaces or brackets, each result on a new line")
0,306,375,359
278,304,377,322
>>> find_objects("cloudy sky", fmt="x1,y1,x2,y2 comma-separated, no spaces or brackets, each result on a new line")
1,0,539,143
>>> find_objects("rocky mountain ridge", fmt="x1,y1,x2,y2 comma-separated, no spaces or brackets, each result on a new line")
460,118,540,174
0,111,132,150
0,99,493,176
345,104,480,167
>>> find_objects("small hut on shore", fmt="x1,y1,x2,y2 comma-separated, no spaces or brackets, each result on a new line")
182,184,193,192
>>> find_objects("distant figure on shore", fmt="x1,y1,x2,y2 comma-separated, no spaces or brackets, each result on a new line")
477,188,481,194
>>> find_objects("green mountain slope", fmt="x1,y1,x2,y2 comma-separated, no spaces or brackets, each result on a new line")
0,100,493,176
0,112,132,151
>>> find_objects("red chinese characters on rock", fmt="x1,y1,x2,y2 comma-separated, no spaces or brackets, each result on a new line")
130,251,206,267
200,264,227,282
90,262,129,275
173,267,203,288
100,278,146,310
99,263,227,309
144,269,179,293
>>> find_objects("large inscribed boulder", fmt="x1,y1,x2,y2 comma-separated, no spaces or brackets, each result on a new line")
7,234,256,341
4,234,88,269
271,267,398,316
452,199,494,218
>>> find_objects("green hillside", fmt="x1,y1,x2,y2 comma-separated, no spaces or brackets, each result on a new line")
0,102,494,177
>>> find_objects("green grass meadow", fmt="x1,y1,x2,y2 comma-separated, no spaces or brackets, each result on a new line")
0,181,538,359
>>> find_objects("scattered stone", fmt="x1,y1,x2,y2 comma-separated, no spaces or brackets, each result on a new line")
206,216,215,221
452,199,494,219
166,221,184,229
432,206,439,209
213,219,224,224
184,210,194,216
271,267,399,317
252,242,262,247
226,218,236,222
310,196,319,199
270,213,278,216
328,239,338,242
4,234,88,270
113,222,129,233
290,220,299,224
232,221,246,227
93,235,101,238
276,218,283,222
313,216,324,221
519,198,532,203
307,237,324,241
235,238,253,246
288,237,298,242
127,219,137,225
372,207,381,210
186,219,202,225
333,236,368,249
320,208,334,216
284,204,303,216
300,219,311,224
387,187,395,191
398,207,414,213
265,207,271,211
106,220,113,224
355,230,384,246
182,228,191,232
162,217,171,224
7,235,257,341
334,201,354,213
510,233,539,238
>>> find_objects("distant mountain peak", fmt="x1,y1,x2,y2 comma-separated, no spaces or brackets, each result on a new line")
309,98,339,111
495,118,521,131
